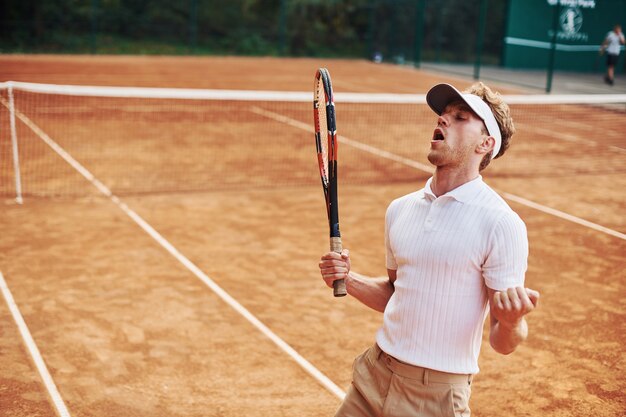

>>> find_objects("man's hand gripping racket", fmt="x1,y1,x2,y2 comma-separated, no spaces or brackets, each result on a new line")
314,68,346,297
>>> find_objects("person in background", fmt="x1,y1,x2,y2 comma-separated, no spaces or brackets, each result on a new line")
600,24,625,86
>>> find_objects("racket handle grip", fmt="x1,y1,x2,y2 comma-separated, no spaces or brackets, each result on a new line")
330,237,347,297
333,279,347,297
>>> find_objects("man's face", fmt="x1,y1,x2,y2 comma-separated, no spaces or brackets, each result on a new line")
427,101,487,168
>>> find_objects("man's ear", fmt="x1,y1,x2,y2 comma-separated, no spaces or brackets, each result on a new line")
477,136,495,156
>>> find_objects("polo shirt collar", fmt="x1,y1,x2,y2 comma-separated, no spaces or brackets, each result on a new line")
423,176,483,203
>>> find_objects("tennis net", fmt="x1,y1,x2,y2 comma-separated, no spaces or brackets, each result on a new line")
1,81,625,200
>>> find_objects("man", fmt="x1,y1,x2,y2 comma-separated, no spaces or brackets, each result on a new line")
319,82,539,417
600,24,625,86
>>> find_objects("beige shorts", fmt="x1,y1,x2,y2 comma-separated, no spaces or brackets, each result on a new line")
335,344,472,417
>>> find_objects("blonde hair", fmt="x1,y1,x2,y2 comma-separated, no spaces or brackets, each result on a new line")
463,82,515,171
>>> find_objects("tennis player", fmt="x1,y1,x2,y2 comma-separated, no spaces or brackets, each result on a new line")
319,82,539,417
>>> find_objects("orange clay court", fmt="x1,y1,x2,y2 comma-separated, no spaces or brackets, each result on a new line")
0,55,624,417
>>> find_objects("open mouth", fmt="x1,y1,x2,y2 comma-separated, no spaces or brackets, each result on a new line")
432,128,445,141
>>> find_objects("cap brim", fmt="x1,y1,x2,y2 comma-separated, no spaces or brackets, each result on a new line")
426,83,465,115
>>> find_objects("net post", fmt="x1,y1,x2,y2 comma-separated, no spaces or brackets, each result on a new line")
546,3,560,93
90,0,99,54
7,83,23,204
413,0,425,68
189,0,198,53
366,0,375,61
473,0,488,80
278,0,287,56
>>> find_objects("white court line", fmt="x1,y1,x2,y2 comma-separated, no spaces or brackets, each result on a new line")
250,106,433,173
500,193,626,240
11,107,347,401
251,107,626,241
516,122,626,154
0,271,72,417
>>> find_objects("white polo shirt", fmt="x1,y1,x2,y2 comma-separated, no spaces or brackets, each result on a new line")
376,176,528,374
605,31,625,55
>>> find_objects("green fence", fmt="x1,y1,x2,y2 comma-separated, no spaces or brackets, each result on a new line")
1,0,506,62
2,0,624,92
503,0,626,72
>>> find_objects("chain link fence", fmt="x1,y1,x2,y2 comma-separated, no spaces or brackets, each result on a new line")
3,1,623,92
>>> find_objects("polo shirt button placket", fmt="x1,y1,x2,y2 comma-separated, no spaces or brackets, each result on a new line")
425,199,438,231
424,216,433,232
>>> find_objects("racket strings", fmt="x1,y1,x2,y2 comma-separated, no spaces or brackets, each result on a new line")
315,77,330,186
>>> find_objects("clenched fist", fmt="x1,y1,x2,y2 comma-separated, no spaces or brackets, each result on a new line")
490,287,539,329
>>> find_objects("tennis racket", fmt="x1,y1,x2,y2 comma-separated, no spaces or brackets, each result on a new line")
313,68,346,297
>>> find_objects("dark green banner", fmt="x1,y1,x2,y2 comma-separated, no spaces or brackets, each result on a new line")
503,0,625,72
